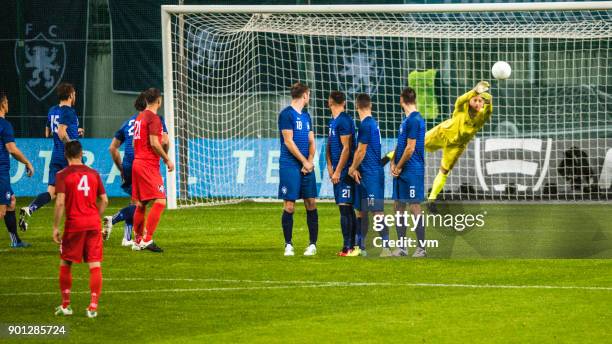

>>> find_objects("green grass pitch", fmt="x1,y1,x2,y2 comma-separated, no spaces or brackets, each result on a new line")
0,199,611,343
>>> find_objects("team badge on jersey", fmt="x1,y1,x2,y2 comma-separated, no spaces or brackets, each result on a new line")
281,186,288,195
15,33,66,101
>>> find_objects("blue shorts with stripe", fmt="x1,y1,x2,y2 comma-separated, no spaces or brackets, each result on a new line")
0,174,14,205
354,172,384,212
333,175,355,205
392,173,425,203
48,161,67,186
278,166,317,201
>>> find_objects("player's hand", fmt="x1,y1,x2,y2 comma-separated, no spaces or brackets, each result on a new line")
165,159,175,172
302,160,314,173
331,171,341,184
52,227,61,244
25,163,34,177
352,170,361,184
78,128,85,137
391,165,402,177
474,81,490,94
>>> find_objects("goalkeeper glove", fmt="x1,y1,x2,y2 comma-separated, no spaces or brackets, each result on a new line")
474,81,490,94
380,150,395,166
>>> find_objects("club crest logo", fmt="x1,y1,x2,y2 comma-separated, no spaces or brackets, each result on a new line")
5,192,11,200
281,186,288,195
158,185,165,193
14,33,66,101
333,39,383,97
474,138,552,192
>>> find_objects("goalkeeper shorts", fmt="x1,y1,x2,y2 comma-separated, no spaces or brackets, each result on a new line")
425,125,467,171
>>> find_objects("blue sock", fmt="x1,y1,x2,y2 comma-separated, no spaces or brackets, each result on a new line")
396,223,407,248
113,205,136,225
415,217,425,248
5,211,20,244
306,209,318,245
28,192,51,213
124,224,133,241
282,211,293,245
360,212,368,250
354,216,362,248
339,206,352,249
380,223,390,248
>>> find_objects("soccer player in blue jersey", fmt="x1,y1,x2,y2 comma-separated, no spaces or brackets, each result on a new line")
20,83,83,231
104,93,169,247
348,94,390,257
0,91,34,247
390,87,427,258
324,91,360,256
278,82,318,257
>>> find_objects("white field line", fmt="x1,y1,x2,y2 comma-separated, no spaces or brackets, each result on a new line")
1,277,611,296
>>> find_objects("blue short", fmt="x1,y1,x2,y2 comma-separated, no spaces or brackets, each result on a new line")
333,175,354,205
355,172,384,212
0,175,14,205
278,166,317,201
48,161,67,186
121,165,133,196
393,173,425,203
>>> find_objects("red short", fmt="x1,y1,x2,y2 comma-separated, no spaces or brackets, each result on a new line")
60,230,103,263
132,159,166,202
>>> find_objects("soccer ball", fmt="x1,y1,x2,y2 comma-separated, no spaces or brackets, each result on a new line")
491,61,512,80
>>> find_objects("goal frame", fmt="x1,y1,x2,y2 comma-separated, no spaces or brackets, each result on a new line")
161,1,612,209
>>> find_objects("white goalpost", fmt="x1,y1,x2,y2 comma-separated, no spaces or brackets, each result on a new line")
161,2,612,209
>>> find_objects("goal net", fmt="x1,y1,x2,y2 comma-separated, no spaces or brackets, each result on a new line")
161,3,612,208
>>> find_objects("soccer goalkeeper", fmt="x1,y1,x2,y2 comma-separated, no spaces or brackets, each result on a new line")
381,81,493,207
425,81,493,204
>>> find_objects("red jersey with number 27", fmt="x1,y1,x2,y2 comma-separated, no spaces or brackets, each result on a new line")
55,165,106,232
133,109,163,166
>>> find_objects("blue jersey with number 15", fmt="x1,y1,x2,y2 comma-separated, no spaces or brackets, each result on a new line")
47,105,79,164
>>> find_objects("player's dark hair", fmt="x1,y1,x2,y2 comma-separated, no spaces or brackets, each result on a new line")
64,140,83,160
290,82,310,99
328,91,346,105
401,87,417,105
142,88,161,105
56,83,75,101
0,90,6,102
355,93,371,109
134,92,146,111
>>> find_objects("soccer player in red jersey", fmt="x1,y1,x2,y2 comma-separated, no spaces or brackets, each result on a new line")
131,88,174,252
52,141,108,318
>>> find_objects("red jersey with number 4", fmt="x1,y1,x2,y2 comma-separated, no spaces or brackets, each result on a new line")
133,109,163,166
55,165,106,232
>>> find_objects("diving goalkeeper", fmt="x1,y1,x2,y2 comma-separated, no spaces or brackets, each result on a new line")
382,81,493,203
425,81,492,203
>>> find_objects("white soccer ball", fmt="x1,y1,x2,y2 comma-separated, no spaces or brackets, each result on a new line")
492,61,512,80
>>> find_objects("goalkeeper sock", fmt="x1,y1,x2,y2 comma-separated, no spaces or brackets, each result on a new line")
133,206,146,242
4,211,21,244
281,211,293,245
428,172,448,201
89,267,102,311
306,209,318,245
339,205,352,249
28,192,51,213
59,265,72,308
144,202,165,242
112,205,136,225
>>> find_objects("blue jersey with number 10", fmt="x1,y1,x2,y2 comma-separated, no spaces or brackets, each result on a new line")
47,105,79,164
278,106,312,168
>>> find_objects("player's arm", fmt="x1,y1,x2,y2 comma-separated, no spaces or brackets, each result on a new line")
52,192,65,244
109,138,123,172
97,193,109,216
149,134,174,172
305,130,315,173
45,126,50,138
57,124,70,143
333,134,351,178
481,92,494,122
6,143,34,177
325,140,333,178
161,116,170,153
348,143,367,184
281,130,311,170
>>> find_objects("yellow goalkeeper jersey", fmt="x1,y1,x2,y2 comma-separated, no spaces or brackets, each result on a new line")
438,90,493,145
